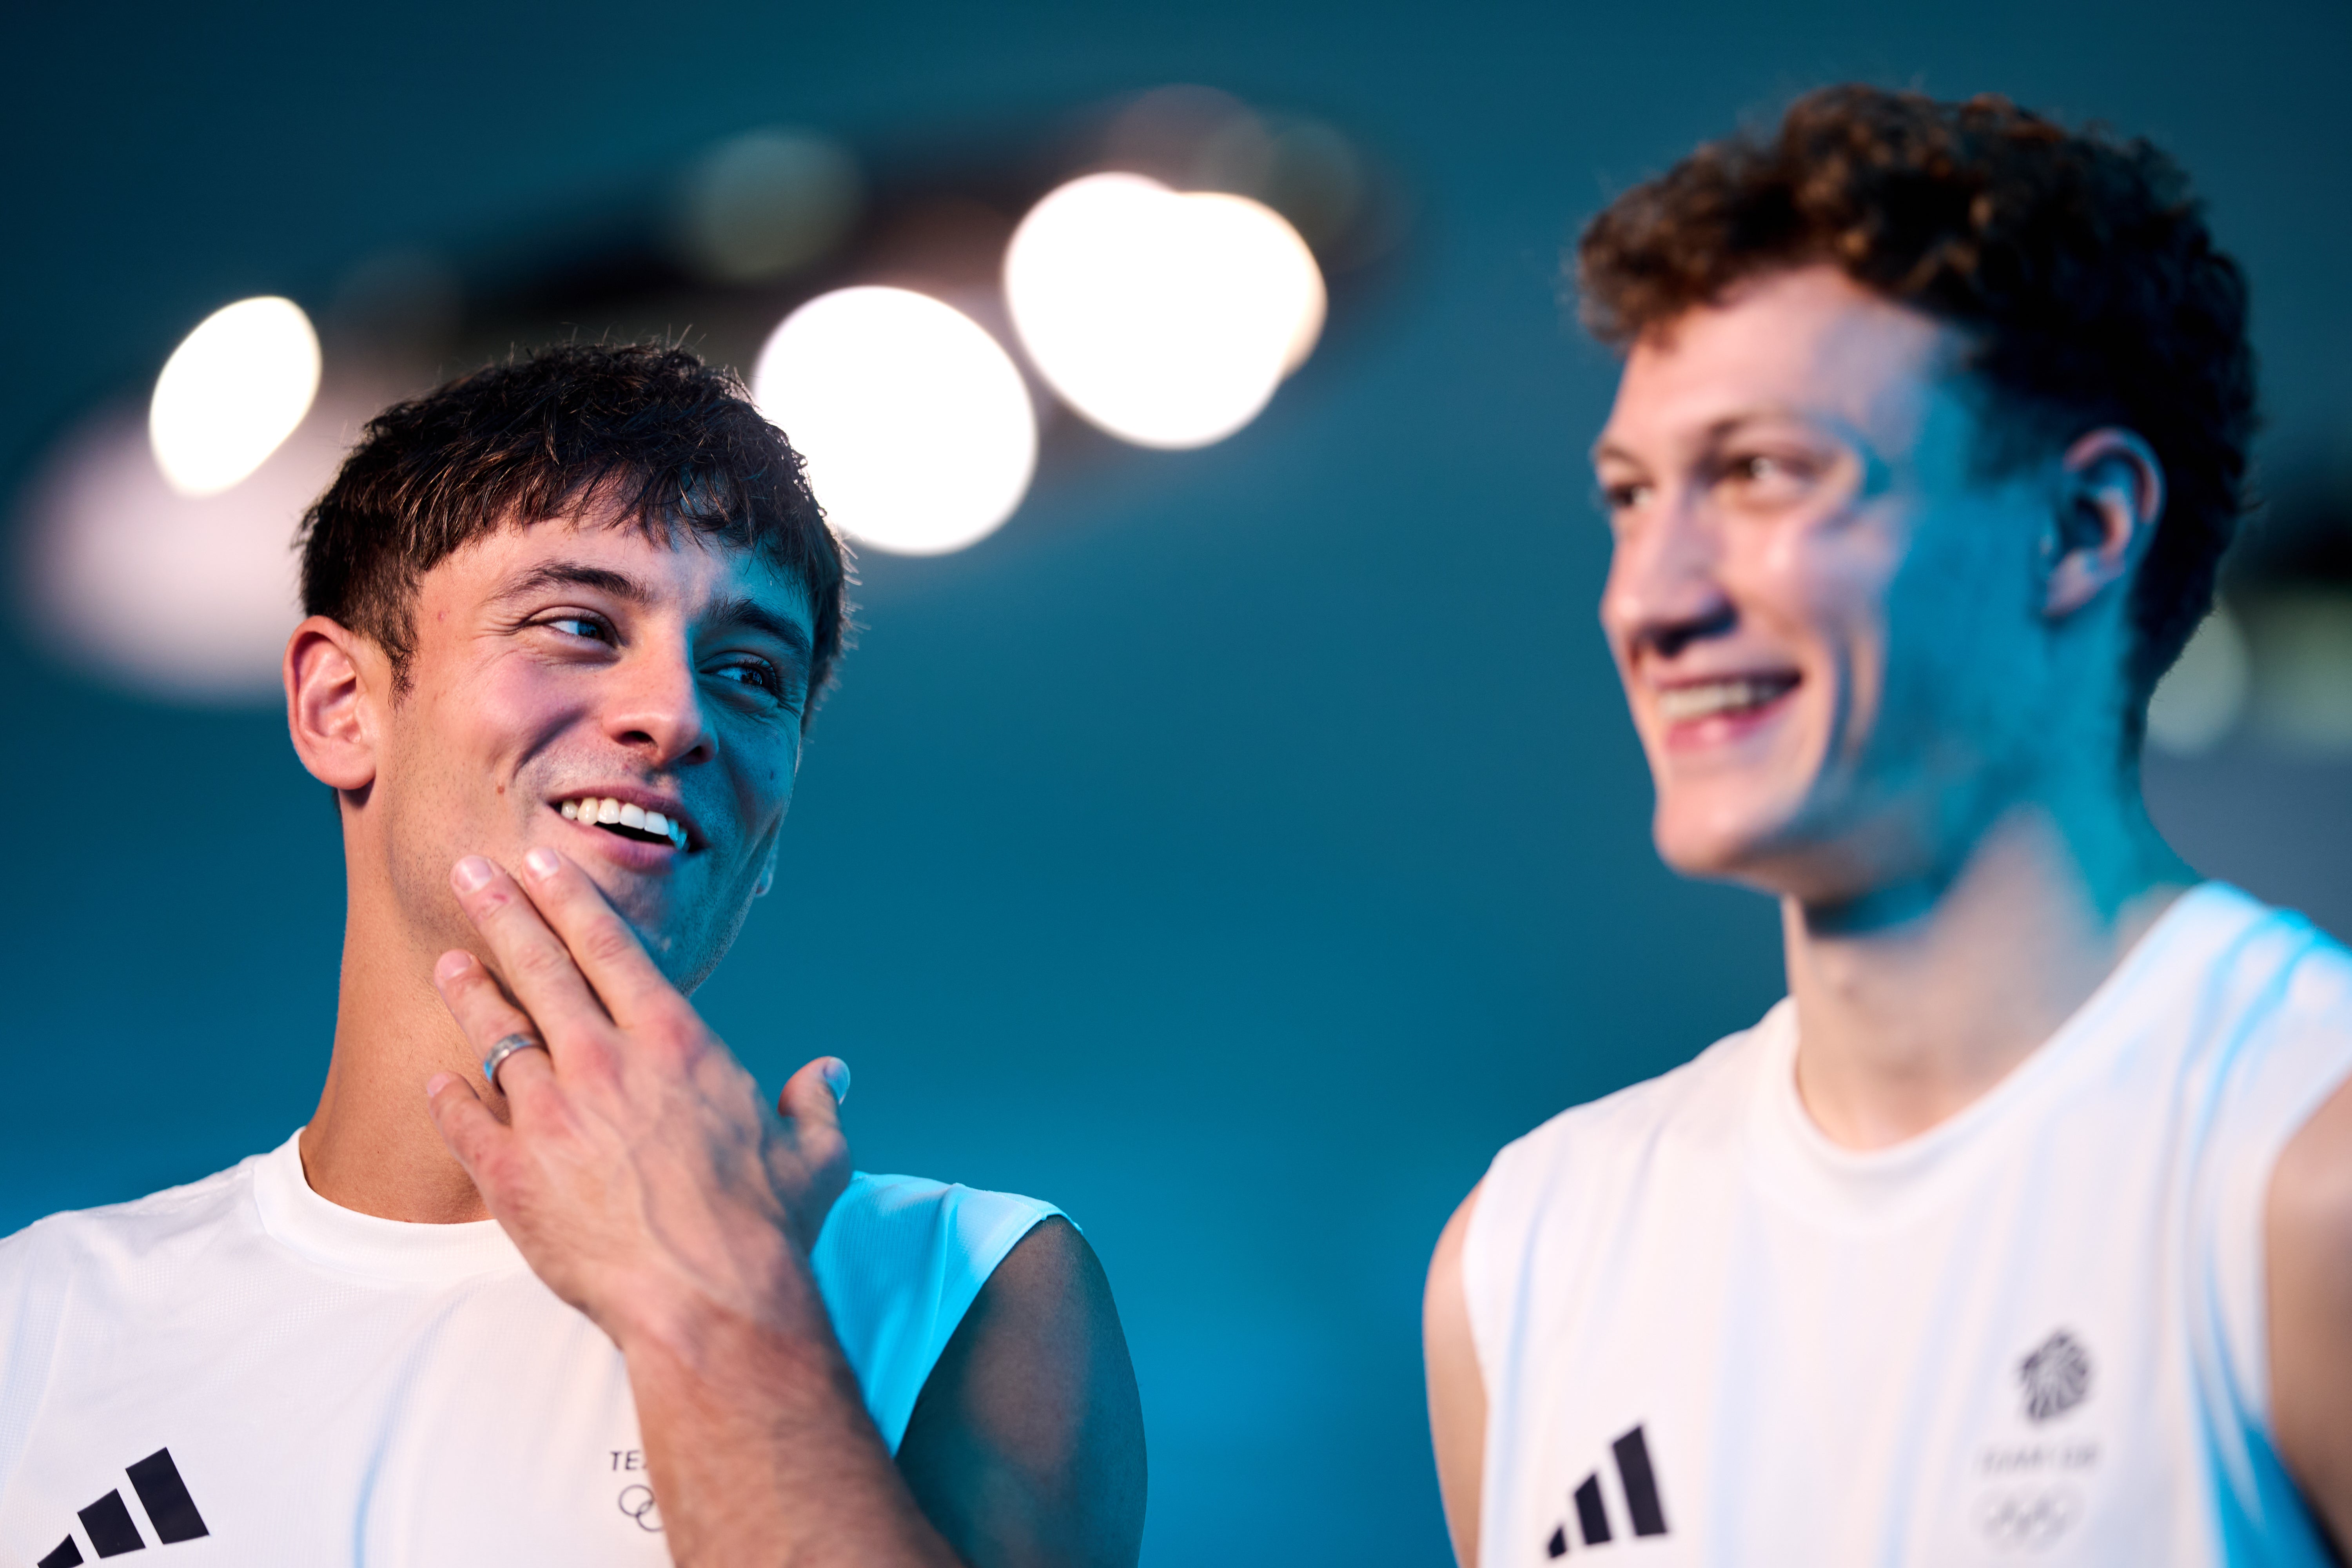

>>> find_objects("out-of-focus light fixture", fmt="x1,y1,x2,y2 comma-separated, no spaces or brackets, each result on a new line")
677,129,863,284
2250,590,2352,752
1003,173,1325,450
22,386,375,701
148,296,322,497
751,286,1036,556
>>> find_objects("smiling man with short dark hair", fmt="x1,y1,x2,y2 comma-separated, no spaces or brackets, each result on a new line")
1424,89,2352,1564
0,343,1145,1568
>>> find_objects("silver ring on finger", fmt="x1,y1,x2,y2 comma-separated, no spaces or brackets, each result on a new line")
482,1033,549,1089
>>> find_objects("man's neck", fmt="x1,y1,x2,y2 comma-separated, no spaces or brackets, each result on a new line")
300,885,495,1225
1782,783,2195,1151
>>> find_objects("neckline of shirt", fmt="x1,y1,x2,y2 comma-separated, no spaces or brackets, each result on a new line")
1743,881,2262,1229
249,1129,528,1286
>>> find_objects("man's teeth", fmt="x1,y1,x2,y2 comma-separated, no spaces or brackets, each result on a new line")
558,797,688,849
1655,677,1797,723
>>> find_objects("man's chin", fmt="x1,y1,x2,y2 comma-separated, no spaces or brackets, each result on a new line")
555,848,762,993
564,864,688,957
1650,797,1812,890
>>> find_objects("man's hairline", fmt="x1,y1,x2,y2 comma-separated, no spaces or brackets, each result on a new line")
1595,268,2116,492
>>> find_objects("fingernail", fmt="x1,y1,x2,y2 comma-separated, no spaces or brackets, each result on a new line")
821,1058,852,1104
425,1072,456,1098
452,856,494,893
524,846,560,882
434,951,473,984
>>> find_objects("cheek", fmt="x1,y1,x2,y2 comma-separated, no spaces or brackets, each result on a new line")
395,663,576,829
1877,509,2027,720
464,658,596,772
1730,515,1899,668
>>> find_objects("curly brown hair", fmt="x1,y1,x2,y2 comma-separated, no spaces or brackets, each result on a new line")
299,342,851,723
1576,85,2257,726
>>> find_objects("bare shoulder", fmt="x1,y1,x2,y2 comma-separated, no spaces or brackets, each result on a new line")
1425,1181,1486,1568
1426,1180,1483,1323
2274,1072,2352,1221
2267,1073,2352,1552
896,1218,1146,1568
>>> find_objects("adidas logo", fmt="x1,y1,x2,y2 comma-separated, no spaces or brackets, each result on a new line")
1544,1425,1669,1554
34,1448,209,1565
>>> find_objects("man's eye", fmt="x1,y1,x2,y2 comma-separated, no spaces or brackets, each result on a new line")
1722,453,1811,495
711,659,783,697
543,615,611,642
1600,481,1653,516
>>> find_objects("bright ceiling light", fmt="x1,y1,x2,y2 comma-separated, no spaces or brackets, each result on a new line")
1004,173,1325,450
751,287,1036,556
149,296,322,498
23,387,371,702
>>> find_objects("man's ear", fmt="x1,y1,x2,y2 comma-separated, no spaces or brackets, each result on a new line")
285,615,384,793
753,841,780,899
2042,427,2165,621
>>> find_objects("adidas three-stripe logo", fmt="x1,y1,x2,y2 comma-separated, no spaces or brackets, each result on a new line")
1544,1425,1669,1555
35,1448,209,1566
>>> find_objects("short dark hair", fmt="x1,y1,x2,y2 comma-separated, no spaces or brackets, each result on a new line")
1576,85,2257,730
298,342,850,721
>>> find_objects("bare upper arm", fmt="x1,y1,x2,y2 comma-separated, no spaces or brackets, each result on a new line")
2267,1072,2352,1559
1426,1180,1487,1568
895,1217,1146,1568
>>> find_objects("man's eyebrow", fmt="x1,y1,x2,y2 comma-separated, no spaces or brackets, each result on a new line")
492,561,651,605
1591,409,1826,468
703,595,814,664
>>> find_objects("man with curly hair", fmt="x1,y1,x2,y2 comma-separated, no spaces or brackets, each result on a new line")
1424,88,2352,1563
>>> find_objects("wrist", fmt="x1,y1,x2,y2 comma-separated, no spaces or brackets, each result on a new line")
608,1247,837,1383
628,1304,851,1423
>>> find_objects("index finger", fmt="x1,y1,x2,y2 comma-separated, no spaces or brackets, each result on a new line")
448,853,613,1048
512,845,680,1031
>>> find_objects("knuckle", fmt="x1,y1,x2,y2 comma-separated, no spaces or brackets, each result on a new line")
512,942,569,980
581,921,639,969
454,972,514,1019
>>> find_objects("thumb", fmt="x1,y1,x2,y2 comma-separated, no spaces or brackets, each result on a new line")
779,1056,851,1127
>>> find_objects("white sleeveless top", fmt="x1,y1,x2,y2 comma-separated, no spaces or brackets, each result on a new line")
0,1133,1057,1566
1465,884,2352,1566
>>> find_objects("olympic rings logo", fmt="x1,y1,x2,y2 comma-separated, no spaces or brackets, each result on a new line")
1972,1486,2080,1551
618,1483,664,1532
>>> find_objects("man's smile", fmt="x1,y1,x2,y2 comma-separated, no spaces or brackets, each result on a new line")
1651,671,1802,724
553,787,699,852
1644,668,1805,754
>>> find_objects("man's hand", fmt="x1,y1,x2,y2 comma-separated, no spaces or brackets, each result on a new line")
422,845,849,1355
422,847,967,1568
414,844,1134,1568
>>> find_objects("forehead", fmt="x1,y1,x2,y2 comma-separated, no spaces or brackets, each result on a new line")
421,513,815,629
1598,265,1964,458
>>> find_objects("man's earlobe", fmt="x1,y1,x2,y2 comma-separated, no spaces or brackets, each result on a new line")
2042,427,2165,621
285,616,381,793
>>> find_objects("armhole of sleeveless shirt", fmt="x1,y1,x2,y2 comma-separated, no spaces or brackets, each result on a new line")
926,1192,1062,1376
1456,1142,1528,1396
830,1180,1064,1454
2205,925,2352,1436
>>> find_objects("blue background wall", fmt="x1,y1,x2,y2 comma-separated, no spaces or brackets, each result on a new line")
6,4,2351,1562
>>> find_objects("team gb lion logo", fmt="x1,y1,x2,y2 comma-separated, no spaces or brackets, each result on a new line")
2019,1330,2092,1423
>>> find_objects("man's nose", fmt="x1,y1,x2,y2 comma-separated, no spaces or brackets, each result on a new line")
603,642,714,768
1601,502,1737,662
